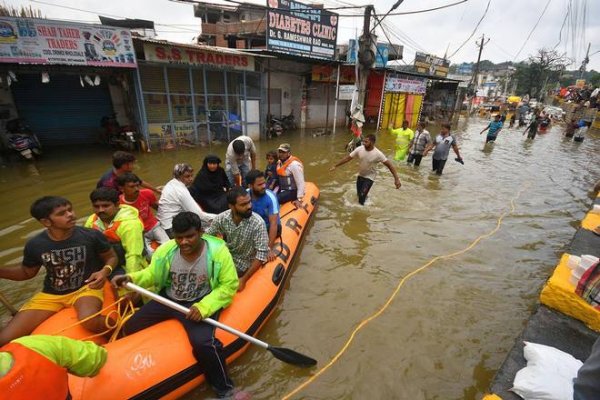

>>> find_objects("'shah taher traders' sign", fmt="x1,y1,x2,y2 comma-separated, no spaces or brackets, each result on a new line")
267,0,338,60
0,17,136,67
414,52,449,78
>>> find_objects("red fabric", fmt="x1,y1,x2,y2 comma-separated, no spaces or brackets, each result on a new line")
0,342,68,400
120,189,158,232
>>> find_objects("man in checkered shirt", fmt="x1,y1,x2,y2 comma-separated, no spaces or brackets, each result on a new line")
206,187,269,291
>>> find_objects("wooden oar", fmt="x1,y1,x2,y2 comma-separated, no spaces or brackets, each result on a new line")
125,282,317,368
0,290,17,316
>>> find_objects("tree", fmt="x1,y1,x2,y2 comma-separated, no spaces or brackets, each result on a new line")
514,48,570,99
0,5,44,18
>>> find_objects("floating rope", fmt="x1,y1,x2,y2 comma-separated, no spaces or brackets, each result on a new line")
282,185,528,399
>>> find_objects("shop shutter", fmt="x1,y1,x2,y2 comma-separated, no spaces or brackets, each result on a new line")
11,73,114,145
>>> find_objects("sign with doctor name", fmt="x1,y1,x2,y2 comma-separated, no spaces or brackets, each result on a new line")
0,17,136,67
267,0,338,60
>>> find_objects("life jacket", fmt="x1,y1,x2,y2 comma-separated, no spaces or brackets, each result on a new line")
276,156,303,192
89,214,126,267
0,342,69,400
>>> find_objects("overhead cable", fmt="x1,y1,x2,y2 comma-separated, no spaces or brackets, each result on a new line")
447,0,491,59
514,0,552,60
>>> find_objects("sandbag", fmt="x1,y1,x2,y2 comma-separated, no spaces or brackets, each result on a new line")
511,341,582,400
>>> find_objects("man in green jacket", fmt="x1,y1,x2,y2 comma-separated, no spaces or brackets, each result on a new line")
111,212,240,399
85,187,147,275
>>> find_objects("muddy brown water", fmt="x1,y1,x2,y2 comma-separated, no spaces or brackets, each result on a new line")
0,118,599,399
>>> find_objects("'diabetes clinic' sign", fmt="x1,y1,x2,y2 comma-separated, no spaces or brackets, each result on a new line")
143,43,254,71
414,52,449,77
385,76,426,94
0,17,136,67
347,39,389,68
267,0,338,60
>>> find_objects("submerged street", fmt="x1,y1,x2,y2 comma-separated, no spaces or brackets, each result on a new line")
0,117,599,399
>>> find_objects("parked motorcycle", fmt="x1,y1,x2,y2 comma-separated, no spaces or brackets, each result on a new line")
5,119,42,160
280,111,297,131
101,114,137,151
266,115,283,139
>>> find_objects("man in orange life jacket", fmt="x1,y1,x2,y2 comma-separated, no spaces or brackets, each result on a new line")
85,187,147,276
0,335,107,400
276,143,305,208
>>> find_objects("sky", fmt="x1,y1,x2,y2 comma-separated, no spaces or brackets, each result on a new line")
7,0,600,71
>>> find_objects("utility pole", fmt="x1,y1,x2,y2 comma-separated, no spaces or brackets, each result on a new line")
356,5,376,113
580,42,591,79
468,34,489,115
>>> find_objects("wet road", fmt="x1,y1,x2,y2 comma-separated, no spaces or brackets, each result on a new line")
0,118,598,399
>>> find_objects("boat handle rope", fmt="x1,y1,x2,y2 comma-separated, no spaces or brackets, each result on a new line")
51,295,137,342
281,184,529,400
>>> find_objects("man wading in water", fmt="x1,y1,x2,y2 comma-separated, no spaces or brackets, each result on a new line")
330,134,401,205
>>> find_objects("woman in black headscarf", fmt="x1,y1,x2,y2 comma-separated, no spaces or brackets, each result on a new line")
189,155,231,214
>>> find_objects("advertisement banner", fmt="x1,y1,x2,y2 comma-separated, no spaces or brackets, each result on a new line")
267,0,338,60
311,65,355,83
0,17,136,67
346,39,389,68
143,43,254,71
385,76,426,94
414,52,449,77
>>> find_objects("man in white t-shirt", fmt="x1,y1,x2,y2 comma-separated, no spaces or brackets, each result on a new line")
224,136,257,187
330,134,401,205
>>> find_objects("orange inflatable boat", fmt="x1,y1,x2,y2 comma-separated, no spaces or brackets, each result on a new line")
33,182,320,399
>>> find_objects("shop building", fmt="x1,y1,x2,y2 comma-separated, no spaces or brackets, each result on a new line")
133,38,262,149
0,17,137,146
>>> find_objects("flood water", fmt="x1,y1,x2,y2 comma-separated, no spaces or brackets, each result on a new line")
1,118,599,399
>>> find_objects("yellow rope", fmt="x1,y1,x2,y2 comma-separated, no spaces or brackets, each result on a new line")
281,185,528,400
51,296,137,342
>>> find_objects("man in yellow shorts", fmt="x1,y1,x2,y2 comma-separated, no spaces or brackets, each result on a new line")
0,196,118,346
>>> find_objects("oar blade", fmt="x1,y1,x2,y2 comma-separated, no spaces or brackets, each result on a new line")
268,346,317,368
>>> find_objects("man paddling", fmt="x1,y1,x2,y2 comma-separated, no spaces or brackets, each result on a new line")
112,212,244,399
330,134,402,205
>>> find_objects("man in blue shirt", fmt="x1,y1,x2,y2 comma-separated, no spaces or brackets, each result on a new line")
479,114,503,143
246,169,281,262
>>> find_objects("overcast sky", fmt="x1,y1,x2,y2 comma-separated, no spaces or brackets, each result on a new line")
8,0,600,71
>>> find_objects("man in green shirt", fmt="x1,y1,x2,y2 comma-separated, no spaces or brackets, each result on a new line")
112,212,240,399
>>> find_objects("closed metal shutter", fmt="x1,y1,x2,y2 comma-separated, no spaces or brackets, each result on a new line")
11,73,114,145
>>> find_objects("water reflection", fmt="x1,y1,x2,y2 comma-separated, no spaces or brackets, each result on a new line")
0,119,599,399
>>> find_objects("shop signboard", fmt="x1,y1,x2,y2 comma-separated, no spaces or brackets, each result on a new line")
346,39,389,68
414,52,449,77
267,0,338,60
337,84,355,100
311,65,355,83
385,76,426,94
0,17,136,67
143,43,254,71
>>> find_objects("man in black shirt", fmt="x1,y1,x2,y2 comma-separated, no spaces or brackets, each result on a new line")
0,196,118,346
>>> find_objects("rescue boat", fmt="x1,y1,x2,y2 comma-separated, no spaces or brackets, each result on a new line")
33,182,320,400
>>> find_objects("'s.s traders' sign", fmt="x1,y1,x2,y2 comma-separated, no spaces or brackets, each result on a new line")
267,0,338,60
143,43,254,71
0,17,136,67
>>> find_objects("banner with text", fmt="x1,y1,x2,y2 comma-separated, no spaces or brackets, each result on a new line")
0,17,136,67
144,43,254,71
385,76,426,94
414,52,449,77
267,0,338,60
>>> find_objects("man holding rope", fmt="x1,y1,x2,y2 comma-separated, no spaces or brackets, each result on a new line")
0,196,118,346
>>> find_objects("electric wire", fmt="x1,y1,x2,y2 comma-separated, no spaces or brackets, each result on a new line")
553,0,571,50
281,185,529,400
514,0,552,60
446,0,491,59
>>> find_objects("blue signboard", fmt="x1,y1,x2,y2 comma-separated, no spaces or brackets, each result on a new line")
347,39,389,68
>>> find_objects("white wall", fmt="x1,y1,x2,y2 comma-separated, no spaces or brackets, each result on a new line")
305,82,347,129
269,71,303,117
